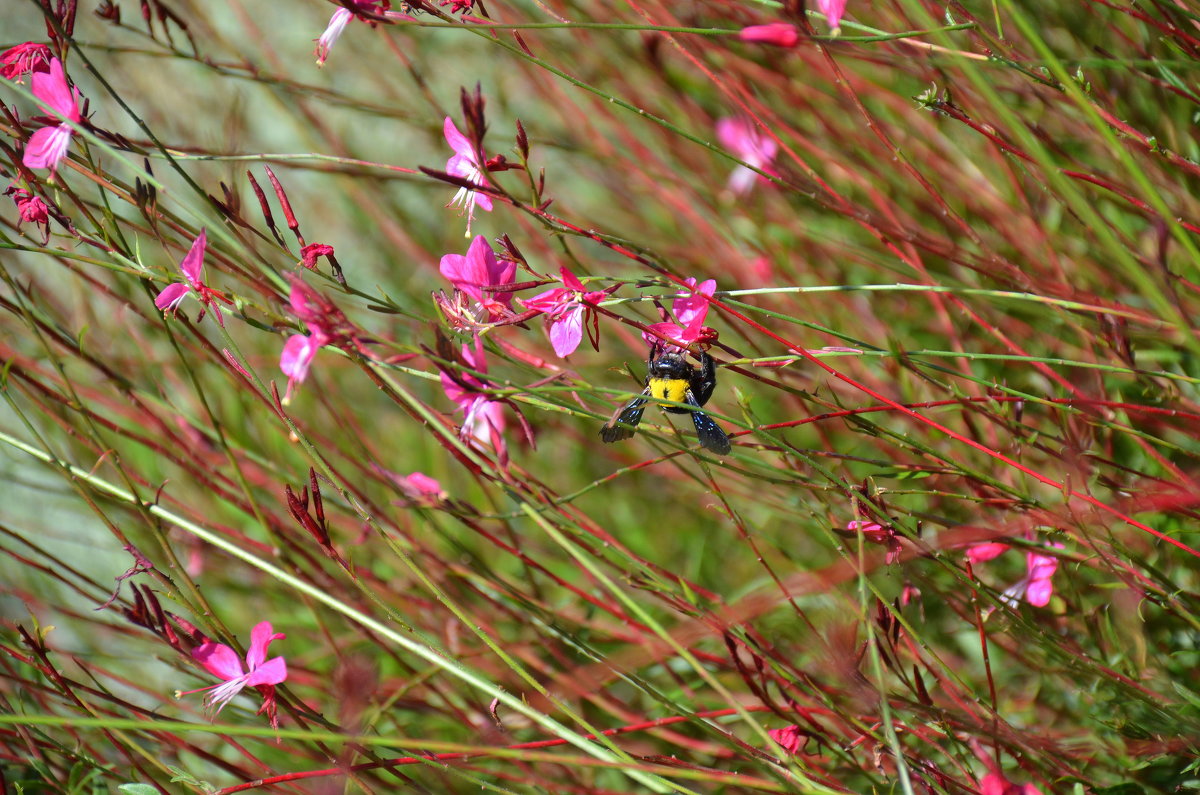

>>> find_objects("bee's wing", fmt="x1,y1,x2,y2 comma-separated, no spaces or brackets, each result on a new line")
600,388,651,443
685,389,732,455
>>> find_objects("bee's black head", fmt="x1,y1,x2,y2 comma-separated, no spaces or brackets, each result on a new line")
647,351,693,380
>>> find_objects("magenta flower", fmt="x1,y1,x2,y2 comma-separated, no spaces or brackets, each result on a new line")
154,229,232,326
520,267,607,357
23,57,83,174
716,117,779,195
315,8,353,65
1003,546,1063,608
279,276,354,403
970,540,1064,608
767,725,806,756
738,23,800,47
846,519,902,564
965,542,1010,566
314,1,390,65
280,327,330,404
439,235,516,320
183,621,288,727
642,277,717,350
1,42,52,82
817,0,848,33
299,242,335,269
5,185,50,242
444,116,493,234
980,772,1042,795
439,336,507,456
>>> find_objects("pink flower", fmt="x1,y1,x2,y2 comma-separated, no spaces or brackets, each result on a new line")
299,242,335,269
768,725,806,755
154,229,232,326
1003,546,1063,608
980,772,1042,795
444,116,493,234
315,8,353,65
642,277,717,350
279,276,357,402
5,185,50,242
817,0,848,33
970,540,1064,608
440,336,507,455
314,2,390,65
23,57,83,174
738,23,800,47
183,621,288,727
846,520,902,565
716,117,779,195
966,542,1010,566
1,42,52,82
520,267,607,357
394,472,447,504
439,235,516,319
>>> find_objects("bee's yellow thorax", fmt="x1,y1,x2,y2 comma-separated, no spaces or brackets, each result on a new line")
649,378,689,404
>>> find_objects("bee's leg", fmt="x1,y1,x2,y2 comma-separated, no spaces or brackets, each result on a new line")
690,351,717,406
600,388,650,443
684,388,731,455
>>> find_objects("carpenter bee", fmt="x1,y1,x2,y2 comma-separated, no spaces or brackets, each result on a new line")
600,347,732,455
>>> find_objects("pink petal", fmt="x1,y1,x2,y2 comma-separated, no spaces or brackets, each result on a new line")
246,621,285,670
154,282,191,311
244,656,287,687
31,58,80,120
315,7,353,65
443,117,474,158
473,234,512,291
816,0,847,30
716,118,753,156
193,642,244,681
23,124,72,172
560,267,585,292
474,192,493,212
673,279,715,328
768,725,804,755
727,165,757,195
548,304,583,357
400,472,444,498
280,333,318,382
1025,578,1054,607
178,229,208,287
737,23,801,47
966,542,1010,565
521,286,569,313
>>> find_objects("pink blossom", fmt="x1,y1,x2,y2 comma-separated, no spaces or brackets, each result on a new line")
716,117,779,195
738,23,800,47
279,276,354,402
23,57,83,174
520,267,607,357
314,2,390,65
395,472,447,503
846,520,901,565
280,327,329,403
642,277,717,350
315,8,353,65
5,185,50,242
439,235,515,319
154,229,231,326
966,542,1010,566
1004,546,1063,608
183,621,288,727
980,772,1042,795
444,116,493,234
1,42,52,82
440,336,507,455
817,0,848,32
971,541,1064,608
299,242,335,269
768,724,806,755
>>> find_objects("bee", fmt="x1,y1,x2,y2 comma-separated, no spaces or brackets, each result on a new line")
600,347,732,455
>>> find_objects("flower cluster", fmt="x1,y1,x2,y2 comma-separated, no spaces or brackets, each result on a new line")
967,539,1064,608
